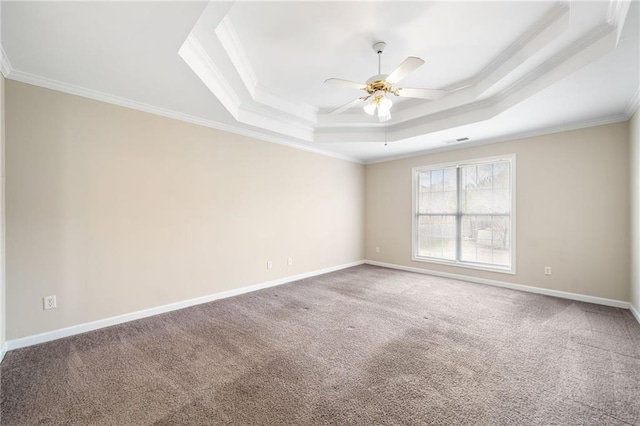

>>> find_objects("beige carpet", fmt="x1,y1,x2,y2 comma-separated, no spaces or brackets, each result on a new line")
2,265,639,425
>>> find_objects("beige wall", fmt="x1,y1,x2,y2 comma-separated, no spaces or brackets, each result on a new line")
5,81,364,340
3,77,635,342
366,123,630,302
631,109,640,310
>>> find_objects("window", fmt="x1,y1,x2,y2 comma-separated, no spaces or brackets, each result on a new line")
412,155,515,273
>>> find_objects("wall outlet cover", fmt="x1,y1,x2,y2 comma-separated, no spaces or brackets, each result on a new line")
43,295,57,310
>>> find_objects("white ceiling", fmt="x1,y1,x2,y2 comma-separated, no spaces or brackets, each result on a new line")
2,1,639,163
228,1,554,109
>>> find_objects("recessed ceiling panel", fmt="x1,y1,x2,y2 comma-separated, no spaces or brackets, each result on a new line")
2,0,638,163
229,1,554,109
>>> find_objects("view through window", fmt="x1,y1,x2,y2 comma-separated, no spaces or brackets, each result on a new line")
413,155,514,272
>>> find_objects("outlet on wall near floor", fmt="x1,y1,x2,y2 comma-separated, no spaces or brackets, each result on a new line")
267,261,273,270
287,257,293,266
544,266,552,275
375,246,380,253
43,295,57,310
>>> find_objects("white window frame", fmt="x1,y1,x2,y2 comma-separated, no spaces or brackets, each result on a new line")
411,154,516,274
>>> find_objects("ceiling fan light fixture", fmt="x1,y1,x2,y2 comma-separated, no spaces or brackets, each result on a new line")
378,109,391,122
364,91,392,119
378,96,392,113
363,102,377,116
325,41,446,121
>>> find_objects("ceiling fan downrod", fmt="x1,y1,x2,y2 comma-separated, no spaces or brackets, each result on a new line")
373,41,386,75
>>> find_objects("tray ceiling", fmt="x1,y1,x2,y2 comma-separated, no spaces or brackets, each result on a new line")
2,1,639,163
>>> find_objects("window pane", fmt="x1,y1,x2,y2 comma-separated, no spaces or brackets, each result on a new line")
477,164,493,188
493,162,510,188
461,215,511,266
431,170,443,191
419,172,430,189
492,188,510,213
414,158,513,271
462,188,492,213
461,161,511,214
417,215,456,260
443,168,456,190
417,169,457,214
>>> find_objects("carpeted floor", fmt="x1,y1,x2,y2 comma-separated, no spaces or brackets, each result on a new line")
1,265,639,425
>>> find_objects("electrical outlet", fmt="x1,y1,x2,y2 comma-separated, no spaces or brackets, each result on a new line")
375,246,380,253
287,257,293,266
43,295,57,310
544,266,552,276
267,261,273,270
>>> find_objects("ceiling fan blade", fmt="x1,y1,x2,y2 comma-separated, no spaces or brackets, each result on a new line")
395,87,446,100
329,96,370,115
386,57,425,85
324,78,367,90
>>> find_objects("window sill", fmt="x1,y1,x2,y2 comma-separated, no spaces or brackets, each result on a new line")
412,255,516,275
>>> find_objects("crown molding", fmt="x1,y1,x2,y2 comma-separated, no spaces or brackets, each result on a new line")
216,15,258,97
214,17,318,123
179,33,241,120
237,101,314,141
337,3,572,127
468,3,571,92
625,89,640,119
178,32,313,142
607,0,632,45
6,61,630,168
6,69,361,164
364,113,630,165
497,23,615,103
3,1,633,166
183,1,631,149
316,20,618,144
191,1,574,135
254,84,318,124
0,45,11,78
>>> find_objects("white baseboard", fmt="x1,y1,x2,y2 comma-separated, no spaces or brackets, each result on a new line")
365,260,630,309
4,260,364,353
4,259,633,358
630,304,640,325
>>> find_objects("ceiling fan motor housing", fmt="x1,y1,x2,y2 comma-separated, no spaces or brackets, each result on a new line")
365,75,391,93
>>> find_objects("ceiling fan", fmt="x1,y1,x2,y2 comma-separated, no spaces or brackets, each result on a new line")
325,41,446,122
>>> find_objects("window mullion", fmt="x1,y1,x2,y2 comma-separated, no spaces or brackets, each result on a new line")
413,155,514,273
